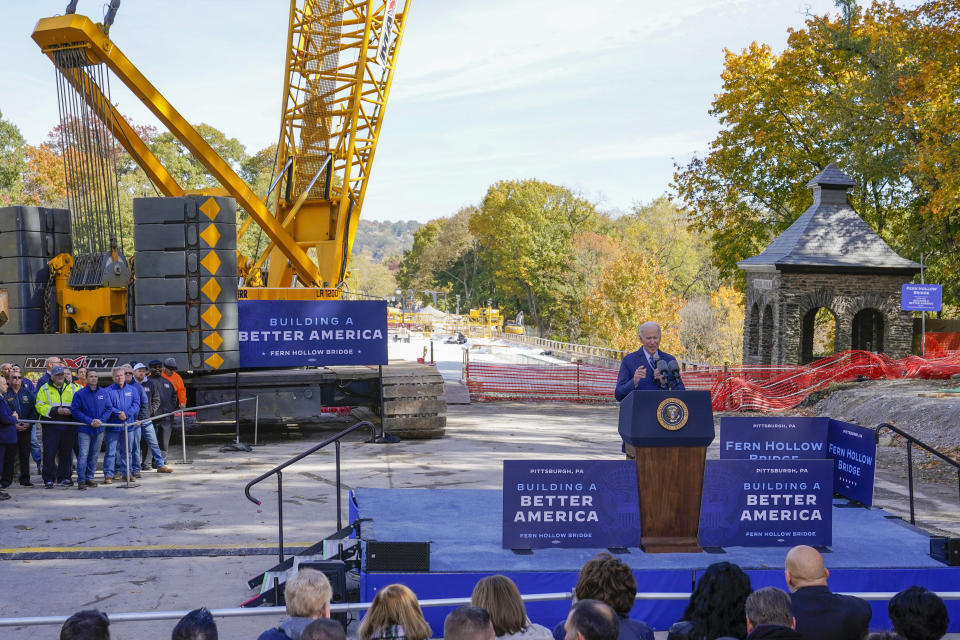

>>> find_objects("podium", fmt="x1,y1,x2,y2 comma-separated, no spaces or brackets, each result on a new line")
618,390,714,553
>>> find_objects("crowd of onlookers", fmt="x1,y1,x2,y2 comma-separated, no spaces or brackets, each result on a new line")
0,355,188,495
54,545,950,640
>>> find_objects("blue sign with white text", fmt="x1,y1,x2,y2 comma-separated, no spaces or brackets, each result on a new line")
901,284,942,311
719,417,829,460
502,460,639,549
827,419,876,505
238,300,388,367
699,459,833,547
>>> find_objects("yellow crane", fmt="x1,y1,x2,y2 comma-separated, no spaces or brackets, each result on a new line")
31,0,410,326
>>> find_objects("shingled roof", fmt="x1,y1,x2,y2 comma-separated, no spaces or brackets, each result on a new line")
738,164,920,273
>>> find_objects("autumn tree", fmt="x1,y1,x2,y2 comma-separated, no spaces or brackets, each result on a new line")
672,1,942,290
583,247,685,355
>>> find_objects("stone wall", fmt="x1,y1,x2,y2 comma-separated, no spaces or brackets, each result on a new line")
742,270,914,364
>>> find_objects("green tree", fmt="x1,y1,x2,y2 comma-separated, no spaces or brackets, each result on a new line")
471,180,598,337
0,110,26,204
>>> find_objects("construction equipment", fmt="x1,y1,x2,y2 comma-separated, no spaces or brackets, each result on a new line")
0,1,445,437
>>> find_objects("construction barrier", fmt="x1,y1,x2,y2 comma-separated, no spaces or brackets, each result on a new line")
465,348,960,412
925,332,960,354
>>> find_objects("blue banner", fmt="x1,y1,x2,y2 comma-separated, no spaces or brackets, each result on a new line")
719,417,829,460
699,459,833,547
239,300,388,367
827,419,876,505
901,284,942,311
502,460,639,549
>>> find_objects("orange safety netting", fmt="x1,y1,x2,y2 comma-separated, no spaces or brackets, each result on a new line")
464,348,960,412
924,332,960,355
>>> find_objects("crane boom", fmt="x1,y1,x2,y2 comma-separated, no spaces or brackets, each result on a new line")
257,0,410,288
32,13,323,287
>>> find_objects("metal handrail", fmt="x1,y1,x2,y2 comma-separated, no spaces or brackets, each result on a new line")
875,422,960,525
4,590,959,628
244,420,378,564
20,396,260,465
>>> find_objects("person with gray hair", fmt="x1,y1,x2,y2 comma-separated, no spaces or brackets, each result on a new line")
445,606,495,640
257,568,333,640
744,587,801,640
613,320,684,458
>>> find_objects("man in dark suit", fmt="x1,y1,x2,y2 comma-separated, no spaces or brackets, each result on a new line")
785,545,871,640
614,321,684,401
614,321,685,459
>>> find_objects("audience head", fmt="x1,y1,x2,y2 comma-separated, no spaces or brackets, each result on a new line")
888,586,948,640
784,545,829,591
444,606,495,640
681,561,752,640
0,374,6,394
111,366,125,385
564,599,619,640
301,618,347,640
744,587,794,632
86,371,100,389
60,609,110,640
8,368,22,390
52,365,68,385
358,583,431,640
76,367,88,385
285,568,333,619
45,356,63,372
573,552,637,617
0,362,12,377
471,574,530,636
171,607,217,640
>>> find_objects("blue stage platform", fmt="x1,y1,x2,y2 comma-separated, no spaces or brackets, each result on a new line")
350,488,959,634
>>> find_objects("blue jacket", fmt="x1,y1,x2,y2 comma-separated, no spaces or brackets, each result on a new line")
615,349,685,401
104,383,141,430
71,385,112,435
4,385,37,422
0,393,17,444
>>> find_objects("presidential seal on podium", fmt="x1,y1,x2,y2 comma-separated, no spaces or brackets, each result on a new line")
656,397,689,431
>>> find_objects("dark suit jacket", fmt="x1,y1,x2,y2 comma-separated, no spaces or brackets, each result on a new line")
791,585,871,640
614,349,684,401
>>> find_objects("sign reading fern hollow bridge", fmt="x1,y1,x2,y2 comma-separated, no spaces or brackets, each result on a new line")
238,300,388,367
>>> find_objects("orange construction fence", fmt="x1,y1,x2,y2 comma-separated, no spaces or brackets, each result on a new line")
464,347,960,412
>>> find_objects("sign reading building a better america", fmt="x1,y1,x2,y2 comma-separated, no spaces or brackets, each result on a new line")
502,460,639,549
719,417,829,460
699,459,833,547
239,300,388,367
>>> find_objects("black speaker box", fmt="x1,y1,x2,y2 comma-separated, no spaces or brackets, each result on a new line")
365,541,430,572
930,537,960,566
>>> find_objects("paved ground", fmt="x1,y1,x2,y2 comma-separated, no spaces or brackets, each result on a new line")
1,400,957,639
1,337,957,638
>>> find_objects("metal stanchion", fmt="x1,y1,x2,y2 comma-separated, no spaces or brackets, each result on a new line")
254,396,259,446
176,411,192,464
119,422,137,489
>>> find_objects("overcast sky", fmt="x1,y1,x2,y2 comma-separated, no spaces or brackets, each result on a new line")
1,0,844,222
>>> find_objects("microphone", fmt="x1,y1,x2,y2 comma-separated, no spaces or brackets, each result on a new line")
667,359,681,389
655,359,669,389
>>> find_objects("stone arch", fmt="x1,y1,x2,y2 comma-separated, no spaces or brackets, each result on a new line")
747,303,760,356
760,305,774,364
852,308,885,353
801,306,838,364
